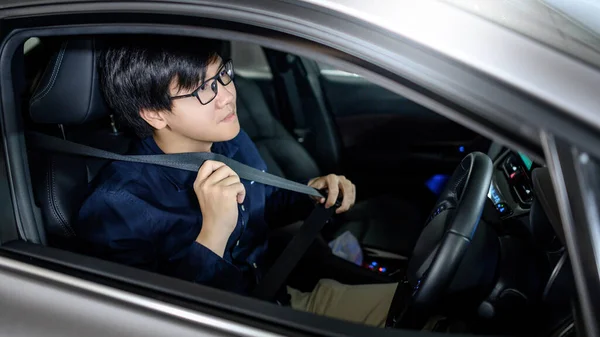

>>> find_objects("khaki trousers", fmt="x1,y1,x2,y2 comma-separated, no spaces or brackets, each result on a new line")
287,279,397,327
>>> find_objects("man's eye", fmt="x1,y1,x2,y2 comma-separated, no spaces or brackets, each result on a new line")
198,83,207,91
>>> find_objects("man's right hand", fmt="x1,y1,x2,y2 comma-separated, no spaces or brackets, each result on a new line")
194,160,246,257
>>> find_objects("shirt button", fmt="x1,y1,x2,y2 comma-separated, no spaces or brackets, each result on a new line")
236,240,240,246
241,205,245,212
253,263,258,268
250,181,255,185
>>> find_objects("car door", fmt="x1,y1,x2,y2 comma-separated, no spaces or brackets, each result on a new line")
1,1,598,336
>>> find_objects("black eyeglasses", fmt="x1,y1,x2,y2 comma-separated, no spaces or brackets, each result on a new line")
169,59,235,105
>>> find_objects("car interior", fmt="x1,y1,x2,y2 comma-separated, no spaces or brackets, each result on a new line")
10,34,576,335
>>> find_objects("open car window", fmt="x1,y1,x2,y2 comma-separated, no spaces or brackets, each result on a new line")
10,34,570,336
0,1,596,335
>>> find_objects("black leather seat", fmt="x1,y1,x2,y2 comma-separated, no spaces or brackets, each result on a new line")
28,38,132,249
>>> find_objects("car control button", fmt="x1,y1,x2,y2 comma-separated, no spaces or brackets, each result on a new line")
495,202,512,216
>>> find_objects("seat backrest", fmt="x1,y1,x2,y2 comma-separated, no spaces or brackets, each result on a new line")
28,38,129,248
235,75,321,181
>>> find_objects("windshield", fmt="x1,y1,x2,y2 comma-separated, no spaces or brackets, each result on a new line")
443,0,600,69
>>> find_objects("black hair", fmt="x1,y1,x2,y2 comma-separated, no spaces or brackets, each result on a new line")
98,35,222,138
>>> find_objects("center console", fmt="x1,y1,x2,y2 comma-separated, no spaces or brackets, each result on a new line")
477,149,557,334
488,150,536,219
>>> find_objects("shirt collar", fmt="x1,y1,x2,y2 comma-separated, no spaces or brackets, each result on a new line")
135,136,240,191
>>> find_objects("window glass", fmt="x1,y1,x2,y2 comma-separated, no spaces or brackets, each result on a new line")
230,41,272,79
317,62,362,78
24,37,40,54
17,34,501,333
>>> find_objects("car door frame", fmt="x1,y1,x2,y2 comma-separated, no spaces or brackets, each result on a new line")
0,0,598,336
542,133,600,337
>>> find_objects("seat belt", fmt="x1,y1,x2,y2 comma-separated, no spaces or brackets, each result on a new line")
28,131,336,301
252,203,336,301
28,132,322,198
278,57,311,144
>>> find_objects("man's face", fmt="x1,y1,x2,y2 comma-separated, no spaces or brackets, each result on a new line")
163,58,240,144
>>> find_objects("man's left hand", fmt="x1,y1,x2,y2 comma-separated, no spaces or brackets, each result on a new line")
308,174,356,214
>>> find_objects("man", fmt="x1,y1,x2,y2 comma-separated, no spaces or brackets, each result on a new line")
76,36,396,327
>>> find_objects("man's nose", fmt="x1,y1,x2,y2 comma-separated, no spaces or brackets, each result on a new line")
215,81,235,108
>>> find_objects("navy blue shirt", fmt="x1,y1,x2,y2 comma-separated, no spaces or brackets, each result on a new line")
75,130,313,295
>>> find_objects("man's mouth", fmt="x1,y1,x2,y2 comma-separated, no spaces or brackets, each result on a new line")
220,111,237,123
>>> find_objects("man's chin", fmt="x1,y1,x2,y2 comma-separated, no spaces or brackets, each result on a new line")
220,121,241,141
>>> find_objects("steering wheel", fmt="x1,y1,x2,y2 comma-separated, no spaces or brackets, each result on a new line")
386,152,493,328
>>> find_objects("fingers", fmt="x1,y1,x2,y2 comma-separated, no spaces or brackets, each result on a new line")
337,176,356,214
204,165,238,185
216,175,243,187
308,177,326,203
308,176,324,188
195,161,245,203
324,175,339,208
197,164,355,212
196,161,240,187
308,174,356,213
226,182,246,204
196,160,227,184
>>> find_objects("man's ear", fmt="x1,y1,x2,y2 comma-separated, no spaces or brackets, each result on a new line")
139,109,168,130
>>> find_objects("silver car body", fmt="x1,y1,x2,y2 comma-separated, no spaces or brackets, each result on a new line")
0,0,598,336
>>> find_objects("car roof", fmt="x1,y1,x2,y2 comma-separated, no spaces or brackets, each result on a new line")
442,0,600,69
4,0,600,67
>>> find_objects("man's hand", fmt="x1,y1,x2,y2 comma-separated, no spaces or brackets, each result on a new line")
194,160,246,257
308,174,356,214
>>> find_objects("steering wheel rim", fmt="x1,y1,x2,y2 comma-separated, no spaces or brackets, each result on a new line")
387,152,493,328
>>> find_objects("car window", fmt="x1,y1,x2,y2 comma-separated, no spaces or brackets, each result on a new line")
9,31,573,337
24,37,40,54
317,62,362,79
230,40,272,79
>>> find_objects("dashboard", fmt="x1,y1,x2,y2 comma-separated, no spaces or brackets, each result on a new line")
488,150,537,218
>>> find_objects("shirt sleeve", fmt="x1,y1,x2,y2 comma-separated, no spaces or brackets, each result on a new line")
264,180,315,228
171,240,245,293
76,188,244,293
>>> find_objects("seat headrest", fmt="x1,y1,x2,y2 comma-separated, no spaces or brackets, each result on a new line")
29,38,110,125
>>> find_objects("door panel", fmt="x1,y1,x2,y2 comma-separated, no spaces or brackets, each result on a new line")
0,255,234,337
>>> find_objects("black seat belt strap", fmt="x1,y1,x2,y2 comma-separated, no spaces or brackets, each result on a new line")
252,203,337,301
280,58,310,143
